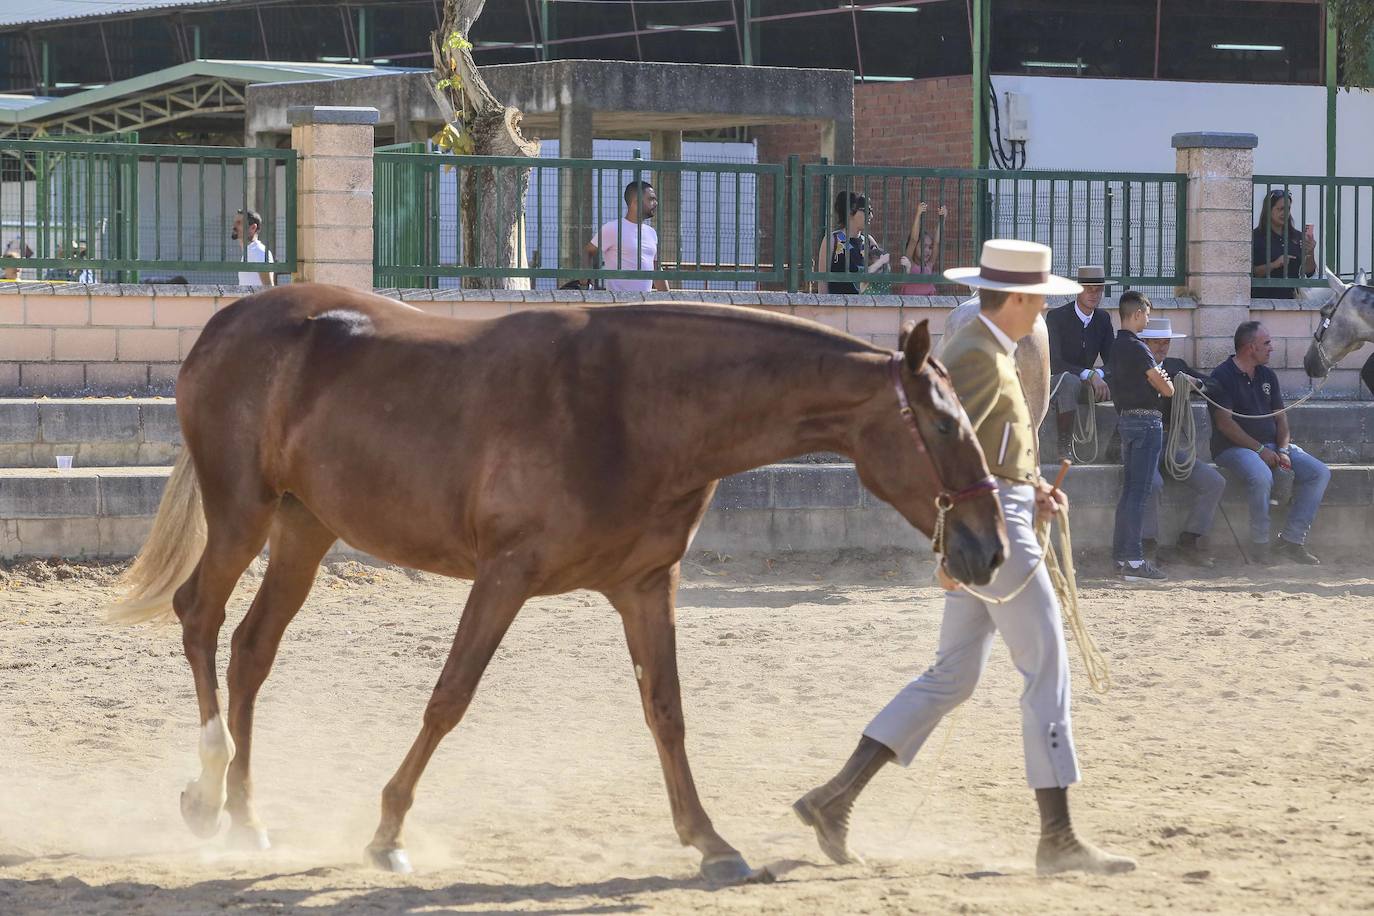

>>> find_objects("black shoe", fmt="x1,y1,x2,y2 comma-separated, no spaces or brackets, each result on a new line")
1275,536,1320,565
1246,542,1271,565
1115,560,1166,582
1142,538,1159,564
1057,432,1074,461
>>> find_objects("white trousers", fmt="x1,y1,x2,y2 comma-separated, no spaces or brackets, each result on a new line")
864,484,1081,789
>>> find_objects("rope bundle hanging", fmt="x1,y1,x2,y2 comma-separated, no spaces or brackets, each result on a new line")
1072,379,1100,463
1164,374,1200,481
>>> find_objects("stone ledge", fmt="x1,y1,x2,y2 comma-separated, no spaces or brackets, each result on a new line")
1172,131,1259,149
288,105,380,126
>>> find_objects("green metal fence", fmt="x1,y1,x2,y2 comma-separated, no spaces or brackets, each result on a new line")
0,138,295,282
802,164,1188,293
372,152,1187,294
1252,176,1374,291
373,150,787,289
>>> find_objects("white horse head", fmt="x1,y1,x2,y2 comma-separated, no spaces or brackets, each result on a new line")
1303,266,1374,377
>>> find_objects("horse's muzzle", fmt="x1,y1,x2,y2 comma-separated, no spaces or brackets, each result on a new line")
1303,346,1330,379
943,519,1005,587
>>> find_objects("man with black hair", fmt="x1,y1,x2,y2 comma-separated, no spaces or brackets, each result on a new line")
586,180,667,293
1208,321,1330,564
232,209,275,288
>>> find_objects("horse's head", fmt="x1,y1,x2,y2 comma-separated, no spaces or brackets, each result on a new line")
852,320,1007,586
1304,268,1374,378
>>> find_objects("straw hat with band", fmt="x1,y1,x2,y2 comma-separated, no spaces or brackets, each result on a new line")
1138,317,1186,339
1075,265,1111,291
944,239,1082,296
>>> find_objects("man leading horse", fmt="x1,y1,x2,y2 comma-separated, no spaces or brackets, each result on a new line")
794,240,1137,876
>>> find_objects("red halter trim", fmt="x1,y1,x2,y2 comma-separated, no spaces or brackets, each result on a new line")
889,353,998,507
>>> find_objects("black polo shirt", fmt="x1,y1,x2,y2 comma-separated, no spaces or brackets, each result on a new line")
1207,357,1282,457
1106,329,1161,412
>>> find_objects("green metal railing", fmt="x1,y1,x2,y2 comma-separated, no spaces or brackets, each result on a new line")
1252,176,1374,290
373,153,1187,293
0,138,295,282
373,149,787,289
803,164,1188,292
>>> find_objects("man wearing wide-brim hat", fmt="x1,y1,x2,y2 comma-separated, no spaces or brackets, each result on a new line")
1045,266,1115,458
794,240,1136,877
1138,317,1224,568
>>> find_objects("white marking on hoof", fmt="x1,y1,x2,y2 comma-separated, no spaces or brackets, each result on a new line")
367,846,413,874
187,715,235,823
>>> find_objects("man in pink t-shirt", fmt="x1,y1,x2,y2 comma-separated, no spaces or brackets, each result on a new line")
585,180,669,293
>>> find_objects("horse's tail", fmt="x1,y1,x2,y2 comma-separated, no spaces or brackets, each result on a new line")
106,450,206,626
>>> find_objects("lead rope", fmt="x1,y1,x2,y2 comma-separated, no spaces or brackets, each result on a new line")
1164,375,1199,481
1072,376,1100,463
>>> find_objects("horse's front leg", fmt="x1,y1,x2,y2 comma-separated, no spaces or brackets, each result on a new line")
606,566,762,884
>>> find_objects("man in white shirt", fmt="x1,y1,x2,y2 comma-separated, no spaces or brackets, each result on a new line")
585,180,668,293
232,209,276,288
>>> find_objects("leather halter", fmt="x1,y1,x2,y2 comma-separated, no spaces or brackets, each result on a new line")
1311,282,1359,374
888,353,999,519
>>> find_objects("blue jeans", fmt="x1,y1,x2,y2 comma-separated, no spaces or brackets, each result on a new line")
1213,444,1331,545
1113,415,1164,563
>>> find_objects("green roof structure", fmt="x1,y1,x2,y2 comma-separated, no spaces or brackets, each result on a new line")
0,59,424,140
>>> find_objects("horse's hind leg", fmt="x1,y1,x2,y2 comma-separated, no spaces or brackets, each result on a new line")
365,559,531,873
223,496,337,850
606,566,755,883
175,487,276,840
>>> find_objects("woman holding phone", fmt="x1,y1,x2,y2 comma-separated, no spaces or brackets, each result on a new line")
1252,189,1316,299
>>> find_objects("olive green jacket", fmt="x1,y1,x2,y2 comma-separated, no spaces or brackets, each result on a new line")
941,316,1040,485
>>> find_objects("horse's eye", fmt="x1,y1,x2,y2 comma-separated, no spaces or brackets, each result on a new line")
936,417,955,435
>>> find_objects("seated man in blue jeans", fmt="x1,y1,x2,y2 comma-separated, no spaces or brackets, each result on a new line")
1207,320,1331,565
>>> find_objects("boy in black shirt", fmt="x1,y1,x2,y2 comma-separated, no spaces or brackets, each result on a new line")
1106,292,1174,581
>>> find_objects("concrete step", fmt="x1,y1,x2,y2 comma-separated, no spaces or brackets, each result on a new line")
0,398,179,468
3,463,1368,558
1034,400,1374,465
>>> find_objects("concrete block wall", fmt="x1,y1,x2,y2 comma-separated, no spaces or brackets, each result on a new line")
0,398,180,467
5,286,1366,396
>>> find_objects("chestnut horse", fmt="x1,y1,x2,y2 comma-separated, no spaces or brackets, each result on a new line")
108,286,1005,881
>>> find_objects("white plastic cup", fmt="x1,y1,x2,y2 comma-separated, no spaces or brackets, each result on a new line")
56,455,73,471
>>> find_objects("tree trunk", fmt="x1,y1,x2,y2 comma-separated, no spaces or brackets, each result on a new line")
434,0,538,289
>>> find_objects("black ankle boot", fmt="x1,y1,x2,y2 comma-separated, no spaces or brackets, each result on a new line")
793,736,894,865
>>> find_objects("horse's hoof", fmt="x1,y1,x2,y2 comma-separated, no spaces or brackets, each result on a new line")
365,845,413,874
227,823,271,851
180,788,224,839
700,852,755,884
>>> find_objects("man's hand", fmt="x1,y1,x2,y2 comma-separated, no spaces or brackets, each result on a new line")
936,560,962,592
1257,446,1280,469
1089,375,1110,400
1035,479,1068,521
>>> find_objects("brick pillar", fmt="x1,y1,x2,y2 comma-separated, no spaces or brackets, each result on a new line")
289,106,378,288
1172,131,1258,367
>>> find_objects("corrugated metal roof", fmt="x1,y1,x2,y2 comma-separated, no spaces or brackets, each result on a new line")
1,60,425,126
0,95,56,111
0,1,230,29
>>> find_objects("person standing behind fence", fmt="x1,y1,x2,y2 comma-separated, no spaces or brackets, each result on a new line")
817,191,889,295
1251,189,1316,300
585,180,668,293
894,201,947,296
232,209,275,288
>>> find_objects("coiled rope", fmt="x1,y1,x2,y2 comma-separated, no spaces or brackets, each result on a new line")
1164,375,1199,481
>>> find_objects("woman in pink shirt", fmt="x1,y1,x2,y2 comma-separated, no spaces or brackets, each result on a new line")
893,202,946,296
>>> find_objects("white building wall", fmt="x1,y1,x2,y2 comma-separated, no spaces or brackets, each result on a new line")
992,76,1374,177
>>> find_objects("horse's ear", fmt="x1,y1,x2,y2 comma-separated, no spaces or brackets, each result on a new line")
902,319,931,373
1358,268,1369,287
1326,266,1348,295
897,319,916,352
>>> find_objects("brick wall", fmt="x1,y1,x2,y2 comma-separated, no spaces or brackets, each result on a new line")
853,76,973,167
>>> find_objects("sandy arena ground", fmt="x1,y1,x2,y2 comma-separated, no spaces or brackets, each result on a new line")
1,550,1371,914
